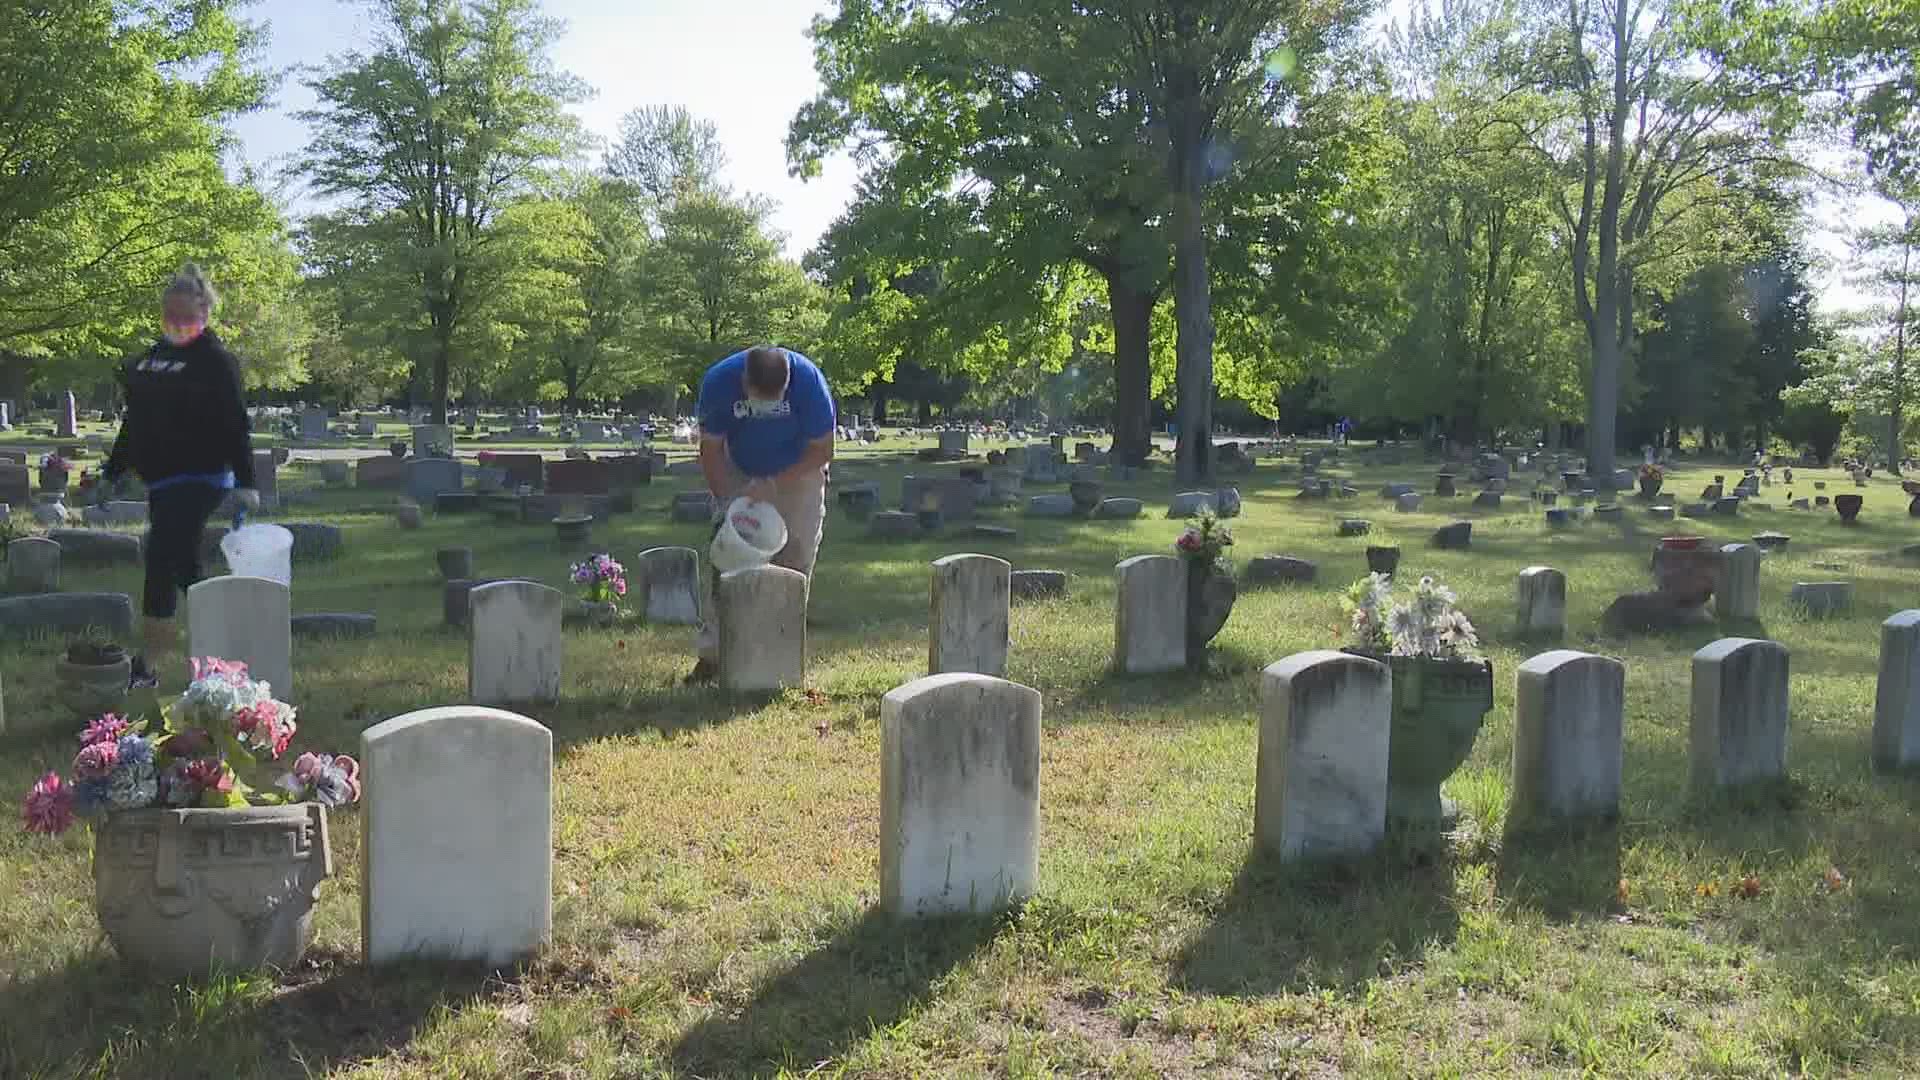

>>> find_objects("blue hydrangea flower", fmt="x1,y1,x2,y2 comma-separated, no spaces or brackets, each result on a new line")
114,734,152,767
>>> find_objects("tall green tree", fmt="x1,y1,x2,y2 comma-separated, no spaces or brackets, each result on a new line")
640,188,825,413
1515,0,1799,484
0,1,274,362
299,0,587,422
604,105,728,216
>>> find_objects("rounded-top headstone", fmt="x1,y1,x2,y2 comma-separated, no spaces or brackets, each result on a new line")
1511,650,1625,825
881,673,1041,916
187,575,293,696
361,706,552,966
929,554,1012,677
1255,650,1390,860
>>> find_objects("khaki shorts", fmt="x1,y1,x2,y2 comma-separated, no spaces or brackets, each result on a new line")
695,461,827,661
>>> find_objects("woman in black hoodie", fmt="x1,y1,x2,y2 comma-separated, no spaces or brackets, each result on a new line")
103,264,260,681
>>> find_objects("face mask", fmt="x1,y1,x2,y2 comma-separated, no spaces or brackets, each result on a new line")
163,320,205,346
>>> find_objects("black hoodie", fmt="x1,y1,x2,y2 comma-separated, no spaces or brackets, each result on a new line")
104,329,256,489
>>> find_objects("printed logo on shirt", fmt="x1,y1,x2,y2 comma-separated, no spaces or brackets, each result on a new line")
734,398,792,419
135,358,187,374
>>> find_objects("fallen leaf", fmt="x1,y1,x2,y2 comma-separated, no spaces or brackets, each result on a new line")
1735,874,1762,899
616,640,627,650
1824,866,1849,893
1695,881,1720,898
608,1006,632,1022
803,688,828,707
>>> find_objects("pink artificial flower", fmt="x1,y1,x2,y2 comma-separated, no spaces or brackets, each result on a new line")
22,772,75,834
80,714,130,746
181,757,233,797
73,740,120,780
612,578,628,597
191,656,250,684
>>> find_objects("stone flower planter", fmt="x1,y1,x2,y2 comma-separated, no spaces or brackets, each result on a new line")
567,599,622,626
55,653,131,718
1638,476,1663,500
93,804,333,979
1185,560,1236,664
1834,494,1863,524
1069,479,1103,515
40,467,70,494
1366,545,1401,577
1348,651,1494,825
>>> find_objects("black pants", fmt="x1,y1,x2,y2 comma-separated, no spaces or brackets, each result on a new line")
144,484,228,618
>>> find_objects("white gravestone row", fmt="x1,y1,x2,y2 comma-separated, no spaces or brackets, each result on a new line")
187,576,292,696
1873,611,1920,772
929,554,1010,677
468,581,563,705
1690,637,1789,789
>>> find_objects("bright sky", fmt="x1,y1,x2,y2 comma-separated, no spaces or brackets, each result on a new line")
230,0,1891,314
229,0,859,258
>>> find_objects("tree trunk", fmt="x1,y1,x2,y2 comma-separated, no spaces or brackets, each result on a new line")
1890,225,1911,474
917,397,933,425
431,330,452,425
1106,270,1154,466
871,385,890,425
1170,112,1214,486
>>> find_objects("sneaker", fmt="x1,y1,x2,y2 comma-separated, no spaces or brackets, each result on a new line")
128,655,159,690
682,658,718,686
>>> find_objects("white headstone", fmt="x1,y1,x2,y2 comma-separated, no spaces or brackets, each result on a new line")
1113,555,1187,674
1715,544,1761,620
1515,566,1566,635
6,536,61,593
413,423,454,458
57,390,77,437
929,553,1010,676
718,564,807,691
1873,610,1920,771
1690,637,1789,789
635,547,701,625
1254,650,1390,860
1511,650,1625,824
468,581,563,704
361,706,552,966
0,400,10,430
187,576,292,696
880,673,1041,916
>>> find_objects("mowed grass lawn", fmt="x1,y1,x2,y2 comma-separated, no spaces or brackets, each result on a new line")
5,441,1920,1078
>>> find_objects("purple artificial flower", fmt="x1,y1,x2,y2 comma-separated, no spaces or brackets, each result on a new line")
73,740,120,780
22,772,75,834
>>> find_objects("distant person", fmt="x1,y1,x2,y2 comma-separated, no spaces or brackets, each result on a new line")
102,263,260,686
686,345,837,684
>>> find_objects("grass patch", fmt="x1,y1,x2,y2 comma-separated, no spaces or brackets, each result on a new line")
5,440,1920,1076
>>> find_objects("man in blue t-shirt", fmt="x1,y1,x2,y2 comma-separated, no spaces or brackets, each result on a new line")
687,345,837,683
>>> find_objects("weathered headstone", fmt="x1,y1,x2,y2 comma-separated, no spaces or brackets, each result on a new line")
187,576,293,696
1167,491,1215,518
1690,637,1789,789
411,423,453,458
56,390,77,438
1431,521,1472,549
1715,544,1761,620
1873,611,1920,771
1009,569,1067,601
355,456,407,490
1516,566,1566,635
0,591,134,637
1473,490,1503,510
1338,519,1372,537
1511,650,1624,825
1092,497,1142,520
880,673,1041,916
5,536,61,592
1789,581,1851,617
1245,555,1317,586
718,565,808,691
0,463,30,506
1113,555,1186,674
929,554,1010,677
468,581,563,704
937,430,969,457
1254,651,1390,860
635,546,701,625
361,706,552,966
545,458,610,496
406,458,464,503
1025,494,1076,517
1395,493,1421,512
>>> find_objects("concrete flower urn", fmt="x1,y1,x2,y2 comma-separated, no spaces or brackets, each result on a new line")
1834,494,1863,524
1350,652,1495,825
55,650,132,718
40,466,70,494
1185,561,1236,665
554,515,592,545
92,804,333,978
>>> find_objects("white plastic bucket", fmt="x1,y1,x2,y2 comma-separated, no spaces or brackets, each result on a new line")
220,523,294,586
709,497,787,574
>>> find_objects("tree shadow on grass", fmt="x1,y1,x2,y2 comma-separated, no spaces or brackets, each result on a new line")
0,948,504,1079
1496,820,1624,921
1172,841,1461,996
669,908,999,1079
